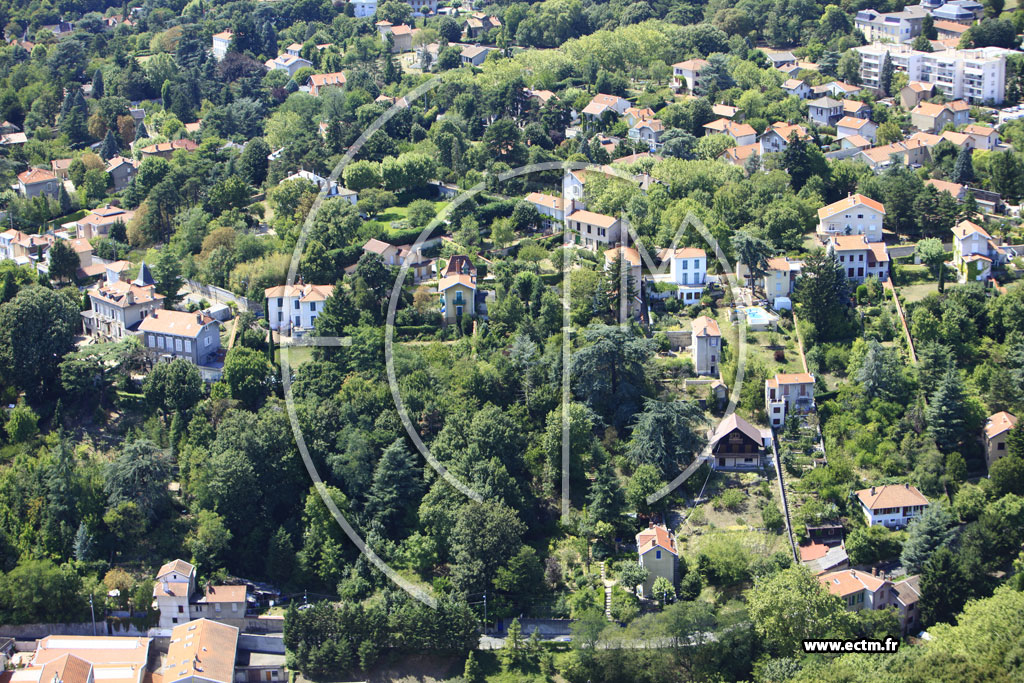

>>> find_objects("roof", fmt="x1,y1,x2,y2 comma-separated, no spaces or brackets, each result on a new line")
985,411,1018,440
438,273,475,291
153,581,191,598
782,78,807,90
391,24,414,36
703,118,756,139
164,620,237,683
77,206,134,227
892,575,921,606
905,81,936,94
18,168,56,184
286,43,303,51
139,139,198,155
90,280,163,308
139,310,216,338
942,130,971,146
40,654,92,683
212,30,232,40
307,72,346,88
51,158,72,171
660,247,706,259
461,44,488,59
712,104,738,118
836,116,872,130
636,524,677,556
964,123,996,136
933,19,970,33
925,178,964,197
68,238,93,254
692,315,721,338
362,238,396,256
709,413,763,449
721,143,760,164
768,372,815,387
843,134,872,149
604,245,641,266
763,121,810,141
30,637,150,683
855,483,929,510
673,58,708,70
843,100,870,113
952,219,990,240
195,584,247,603
817,193,885,220
263,283,335,302
106,155,138,172
808,96,843,108
819,569,887,598
567,210,618,228
525,192,564,210
830,234,873,251
632,118,664,133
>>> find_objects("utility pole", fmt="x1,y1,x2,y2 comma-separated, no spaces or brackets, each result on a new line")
482,591,487,629
89,593,96,636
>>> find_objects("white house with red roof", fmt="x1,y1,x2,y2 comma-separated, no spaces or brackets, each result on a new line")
524,192,565,229
782,78,812,99
305,72,346,96
264,282,335,334
835,116,878,144
649,247,708,304
13,635,151,683
984,411,1017,471
153,559,250,629
816,194,885,242
83,263,164,340
211,30,233,60
759,122,811,154
635,523,678,598
265,53,312,77
952,219,1011,284
819,568,921,632
827,234,890,283
672,59,707,92
567,210,621,251
856,484,929,528
702,118,757,146
765,372,815,427
582,94,631,125
438,255,476,324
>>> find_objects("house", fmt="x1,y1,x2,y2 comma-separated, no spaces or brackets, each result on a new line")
50,158,72,180
524,192,565,229
0,131,28,147
14,635,150,683
812,81,863,99
983,411,1018,471
264,53,312,77
934,19,970,40
900,81,936,110
438,255,476,324
463,12,501,38
106,155,139,191
854,7,927,43
350,0,377,17
800,540,849,575
624,107,655,127
963,123,999,150
159,620,238,683
709,412,772,471
932,0,982,22
702,118,757,146
264,282,335,335
382,25,417,53
911,100,971,133
139,138,199,159
856,484,929,528
952,220,1010,283
152,559,250,629
691,315,721,377
211,30,232,60
70,205,135,240
282,170,356,203
857,138,930,171
819,568,921,633
604,245,642,317
765,372,815,427
82,263,164,340
758,122,810,154
139,310,221,370
460,44,490,67
842,99,872,119
285,43,303,57
635,523,678,599
807,97,844,127
44,236,97,279
720,143,761,166
0,229,53,264
582,94,631,124
737,256,802,309
925,177,967,202
628,118,664,150
763,51,797,69
840,134,873,151
306,72,346,96
15,168,60,198
828,235,890,283
835,116,878,144
649,247,707,304
672,59,708,92
359,238,433,283
816,193,886,243
782,78,812,99
566,210,621,251
562,168,587,212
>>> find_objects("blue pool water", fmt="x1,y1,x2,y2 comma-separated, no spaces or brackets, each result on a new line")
743,306,775,324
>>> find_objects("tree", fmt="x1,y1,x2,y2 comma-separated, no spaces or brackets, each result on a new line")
916,238,947,281
901,504,956,574
733,230,774,291
855,340,905,401
463,652,483,683
143,358,203,415
239,139,271,187
5,399,38,443
342,160,382,192
919,546,968,626
876,120,903,146
626,464,663,518
838,50,861,85
651,576,676,605
47,239,79,285
0,287,79,399
660,128,696,160
100,129,120,160
792,248,850,342
92,68,105,98
926,369,968,453
0,558,86,624
922,13,937,39
952,146,975,185
365,439,423,531
104,439,170,522
912,34,934,51
81,169,109,201
617,562,648,594
223,346,271,409
153,247,184,307
748,566,851,655
879,52,894,96
845,525,902,565
186,509,232,569
627,399,708,474
572,325,654,428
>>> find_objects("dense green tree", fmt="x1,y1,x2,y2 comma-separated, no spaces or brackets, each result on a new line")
223,346,271,409
952,146,975,185
926,369,969,453
749,566,850,655
0,559,86,624
104,439,170,522
793,249,850,342
901,504,956,574
47,240,79,285
627,399,708,473
919,545,968,626
0,287,79,399
143,358,203,415
572,325,654,428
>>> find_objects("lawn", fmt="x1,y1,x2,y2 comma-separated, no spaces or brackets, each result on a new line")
364,199,450,234
275,345,315,366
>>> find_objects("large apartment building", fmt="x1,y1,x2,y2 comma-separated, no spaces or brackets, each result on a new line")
855,43,1011,104
853,7,927,43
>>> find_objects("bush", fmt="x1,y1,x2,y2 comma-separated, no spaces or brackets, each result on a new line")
761,503,785,532
773,349,785,362
713,488,745,512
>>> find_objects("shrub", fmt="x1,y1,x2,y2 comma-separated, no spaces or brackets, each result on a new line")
713,488,745,512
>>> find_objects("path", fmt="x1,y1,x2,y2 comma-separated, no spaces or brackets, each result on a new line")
227,317,240,350
791,311,809,374
600,561,614,621
884,279,917,364
770,433,799,563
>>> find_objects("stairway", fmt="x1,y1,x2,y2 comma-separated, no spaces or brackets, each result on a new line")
600,561,613,621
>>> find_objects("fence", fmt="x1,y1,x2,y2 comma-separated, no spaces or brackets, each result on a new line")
183,279,264,316
0,621,149,639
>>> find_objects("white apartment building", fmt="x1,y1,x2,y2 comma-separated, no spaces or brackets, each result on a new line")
211,31,232,60
856,42,1011,104
853,7,927,43
350,0,377,16
264,283,335,335
816,194,886,242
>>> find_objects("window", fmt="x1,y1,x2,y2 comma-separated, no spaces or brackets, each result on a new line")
184,340,191,352
172,618,178,624
232,603,238,612
147,334,155,347
656,550,662,560
174,338,182,352
294,299,300,309
278,312,282,322
294,317,300,327
998,442,1006,451
178,605,184,613
215,603,221,613
277,298,283,308
310,302,316,312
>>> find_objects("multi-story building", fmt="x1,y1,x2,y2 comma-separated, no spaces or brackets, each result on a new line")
691,315,721,377
138,310,221,370
264,53,312,77
816,194,885,242
15,168,60,198
708,413,772,470
438,254,476,324
819,568,922,634
152,559,249,629
82,263,164,340
13,635,151,683
855,484,929,528
828,235,891,283
211,30,232,60
765,372,815,427
736,256,803,309
671,59,708,92
524,192,565,229
635,524,678,599
759,122,811,154
984,411,1018,471
836,116,878,144
807,97,844,126
853,7,927,43
702,118,757,146
856,43,1011,104
566,210,621,251
264,282,335,335
350,0,377,17
649,247,707,304
910,99,971,132
160,620,239,683
69,204,135,240
951,219,1011,283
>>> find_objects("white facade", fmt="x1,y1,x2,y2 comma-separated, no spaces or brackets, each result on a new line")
765,373,815,427
211,31,232,61
264,283,335,334
854,7,927,43
856,43,1010,104
857,485,929,528
350,0,377,16
649,248,707,304
816,194,885,242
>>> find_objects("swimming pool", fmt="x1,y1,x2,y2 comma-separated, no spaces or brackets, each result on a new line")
741,306,778,330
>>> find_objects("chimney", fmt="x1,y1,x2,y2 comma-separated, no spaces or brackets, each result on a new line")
196,312,203,324
904,483,909,489
870,486,875,495
151,310,157,318
648,520,654,529
872,567,877,576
